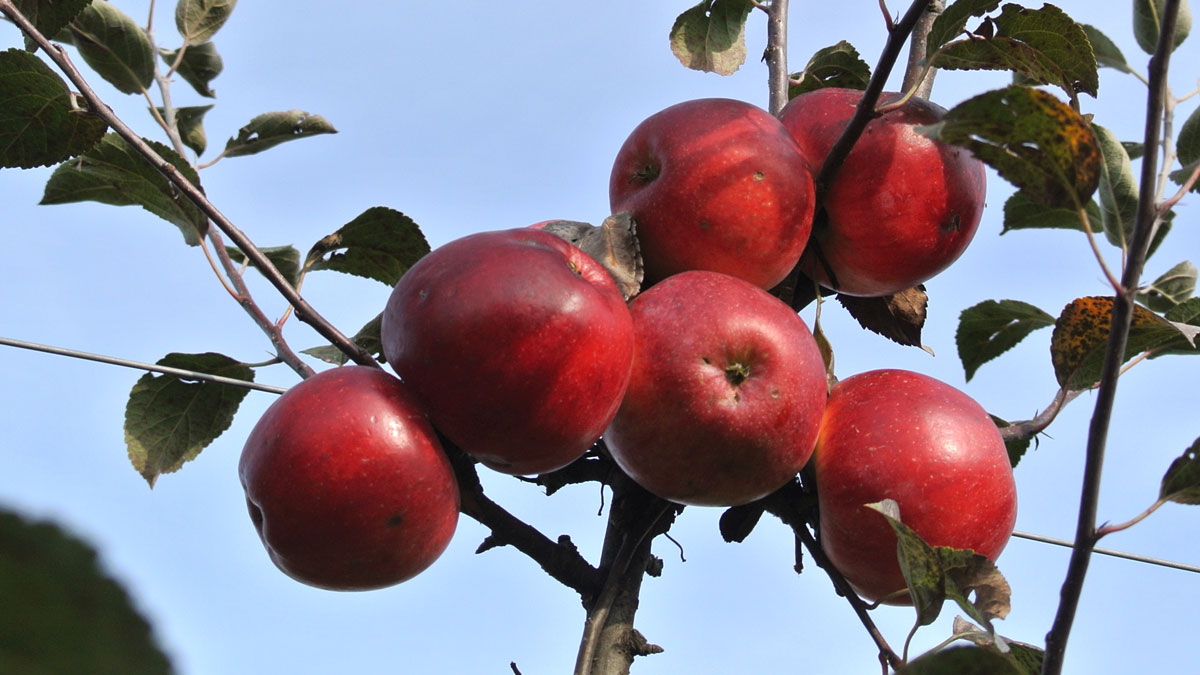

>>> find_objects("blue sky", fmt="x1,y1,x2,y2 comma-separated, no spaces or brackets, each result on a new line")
2,1,1198,673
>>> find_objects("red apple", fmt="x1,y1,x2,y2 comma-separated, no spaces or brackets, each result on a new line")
381,228,634,475
609,98,816,289
239,366,459,591
812,369,1017,603
779,87,987,297
604,270,828,506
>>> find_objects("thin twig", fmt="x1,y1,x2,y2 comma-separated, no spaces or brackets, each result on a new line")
812,0,931,201
0,1,377,370
901,0,944,99
1041,2,1183,673
762,483,904,671
764,0,790,115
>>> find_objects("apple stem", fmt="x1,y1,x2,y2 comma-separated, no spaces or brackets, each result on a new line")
1041,2,1184,673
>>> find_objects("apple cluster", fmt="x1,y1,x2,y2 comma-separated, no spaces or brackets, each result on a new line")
237,89,1014,603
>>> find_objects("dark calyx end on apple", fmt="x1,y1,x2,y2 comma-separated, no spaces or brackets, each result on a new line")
631,161,661,185
725,362,750,387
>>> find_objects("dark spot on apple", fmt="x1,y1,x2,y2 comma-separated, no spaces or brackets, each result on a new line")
942,214,962,232
699,220,711,230
725,362,750,387
701,356,713,365
387,513,405,528
753,171,765,181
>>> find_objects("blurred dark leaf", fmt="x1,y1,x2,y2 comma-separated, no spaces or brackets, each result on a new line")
0,508,173,674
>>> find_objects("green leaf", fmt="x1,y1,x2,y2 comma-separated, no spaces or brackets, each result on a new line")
925,0,1003,59
1049,296,1194,389
932,4,1099,99
1168,160,1200,193
226,244,302,287
222,109,337,158
0,508,173,674
1160,437,1200,504
304,207,430,286
1134,0,1192,54
302,312,386,366
41,132,209,245
901,646,1023,675
787,41,871,98
11,0,93,51
668,0,755,76
956,299,1054,381
151,103,212,155
921,85,1102,209
124,352,254,487
1001,189,1103,234
1081,23,1135,74
1094,124,1139,250
1166,296,1200,323
161,41,223,98
1176,102,1200,167
68,0,154,95
1137,261,1197,311
0,48,108,168
175,0,237,45
866,499,946,626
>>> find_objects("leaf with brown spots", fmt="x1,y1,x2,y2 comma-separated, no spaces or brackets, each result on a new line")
838,285,930,352
1049,296,1190,389
919,85,1101,209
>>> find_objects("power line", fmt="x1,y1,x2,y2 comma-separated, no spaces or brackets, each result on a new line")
1012,530,1200,574
2,336,1198,575
0,336,288,395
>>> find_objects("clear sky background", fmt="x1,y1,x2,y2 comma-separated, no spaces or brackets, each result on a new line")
2,1,1198,673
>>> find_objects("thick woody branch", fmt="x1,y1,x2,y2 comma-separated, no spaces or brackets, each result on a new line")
443,443,603,601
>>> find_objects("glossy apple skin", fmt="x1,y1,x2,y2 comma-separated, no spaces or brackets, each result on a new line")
813,369,1017,603
381,228,634,475
239,366,460,591
604,270,828,506
610,98,816,289
779,88,987,297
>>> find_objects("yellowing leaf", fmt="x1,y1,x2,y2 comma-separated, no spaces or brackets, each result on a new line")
1049,296,1183,389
